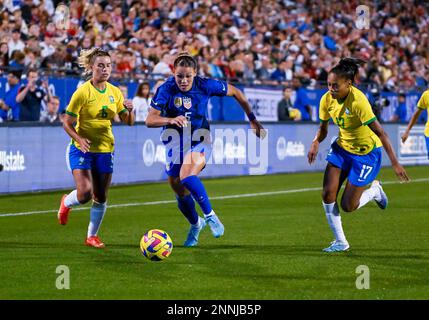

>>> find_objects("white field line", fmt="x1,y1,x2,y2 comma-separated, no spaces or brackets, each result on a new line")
1,178,428,218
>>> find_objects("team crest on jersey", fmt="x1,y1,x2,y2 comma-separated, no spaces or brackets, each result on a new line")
109,95,114,103
183,97,192,109
174,97,182,108
345,108,351,115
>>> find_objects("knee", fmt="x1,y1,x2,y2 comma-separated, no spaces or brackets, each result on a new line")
169,177,187,197
179,172,191,182
322,190,336,204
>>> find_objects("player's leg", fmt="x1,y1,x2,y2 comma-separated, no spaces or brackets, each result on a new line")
344,147,386,211
180,151,224,238
322,163,350,252
58,145,94,225
84,152,115,248
168,174,206,247
85,170,111,248
168,175,199,225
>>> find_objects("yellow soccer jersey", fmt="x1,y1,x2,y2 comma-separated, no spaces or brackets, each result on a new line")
319,86,382,155
417,90,429,136
66,81,126,152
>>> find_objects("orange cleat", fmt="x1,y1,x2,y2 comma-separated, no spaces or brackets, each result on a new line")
58,194,71,225
85,236,105,248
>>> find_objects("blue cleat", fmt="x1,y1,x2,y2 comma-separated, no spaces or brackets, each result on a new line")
372,180,388,210
184,217,206,247
205,214,224,238
323,240,350,253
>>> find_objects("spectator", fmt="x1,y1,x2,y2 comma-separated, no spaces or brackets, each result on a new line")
8,28,25,58
3,70,22,121
0,42,9,71
9,50,25,71
277,87,293,121
152,52,172,78
291,78,312,121
40,35,56,58
132,82,151,122
40,95,61,123
0,98,8,122
390,92,407,122
16,69,50,121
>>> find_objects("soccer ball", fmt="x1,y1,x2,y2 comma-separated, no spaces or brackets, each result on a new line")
140,229,173,261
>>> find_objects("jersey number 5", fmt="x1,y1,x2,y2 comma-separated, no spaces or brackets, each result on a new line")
185,111,192,121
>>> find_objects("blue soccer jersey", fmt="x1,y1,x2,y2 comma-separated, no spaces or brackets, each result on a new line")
150,76,228,132
150,76,228,176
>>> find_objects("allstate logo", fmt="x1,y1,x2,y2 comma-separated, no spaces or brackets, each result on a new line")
276,137,287,160
142,140,155,166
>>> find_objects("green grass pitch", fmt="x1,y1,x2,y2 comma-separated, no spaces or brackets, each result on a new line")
0,166,428,299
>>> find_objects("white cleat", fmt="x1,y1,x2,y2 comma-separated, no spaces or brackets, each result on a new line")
371,180,388,209
323,240,350,252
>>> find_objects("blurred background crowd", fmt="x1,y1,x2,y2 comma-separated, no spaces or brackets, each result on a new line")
0,0,428,122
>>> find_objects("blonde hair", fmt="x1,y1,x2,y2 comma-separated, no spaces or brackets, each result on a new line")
78,47,110,76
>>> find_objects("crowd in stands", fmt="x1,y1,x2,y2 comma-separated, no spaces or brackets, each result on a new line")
0,0,428,122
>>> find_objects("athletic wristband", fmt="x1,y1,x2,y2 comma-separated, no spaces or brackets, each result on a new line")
247,112,256,121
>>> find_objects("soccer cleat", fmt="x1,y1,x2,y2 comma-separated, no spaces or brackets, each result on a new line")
85,236,105,248
205,214,224,238
58,194,71,225
184,217,206,247
372,180,388,209
323,240,350,252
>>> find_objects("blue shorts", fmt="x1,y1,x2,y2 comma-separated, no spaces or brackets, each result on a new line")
326,142,382,187
68,144,114,173
165,141,211,177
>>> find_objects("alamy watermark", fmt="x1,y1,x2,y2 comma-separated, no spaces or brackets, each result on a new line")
355,265,370,289
156,124,269,175
54,4,70,31
56,265,70,290
355,5,370,30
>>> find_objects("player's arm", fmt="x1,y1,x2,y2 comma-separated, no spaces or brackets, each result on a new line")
368,120,410,182
227,84,266,139
119,99,135,126
62,113,91,153
145,107,187,128
308,120,329,164
401,108,424,143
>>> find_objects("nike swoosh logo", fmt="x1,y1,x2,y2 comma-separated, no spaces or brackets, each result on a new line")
152,101,158,105
222,83,226,91
88,99,96,103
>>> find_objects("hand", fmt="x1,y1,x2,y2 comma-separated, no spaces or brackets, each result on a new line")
401,131,409,143
123,99,133,112
393,163,410,183
77,137,91,153
250,119,267,139
28,78,36,88
169,115,188,128
0,99,7,110
307,141,319,164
